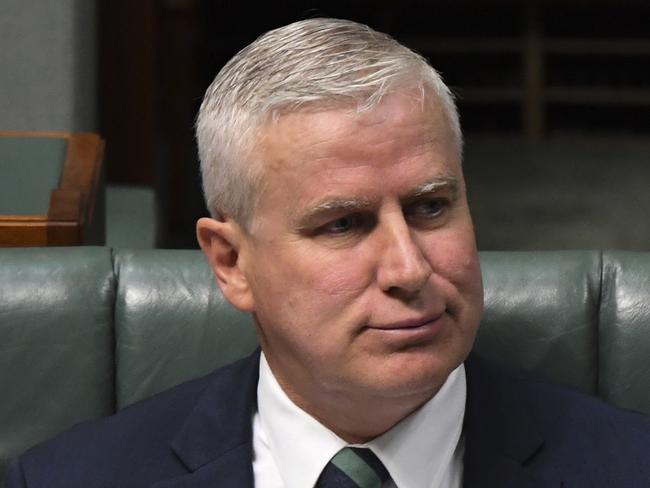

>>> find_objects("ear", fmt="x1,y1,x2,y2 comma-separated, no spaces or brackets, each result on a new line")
196,217,255,312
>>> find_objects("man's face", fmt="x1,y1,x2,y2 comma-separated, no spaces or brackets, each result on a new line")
236,91,483,410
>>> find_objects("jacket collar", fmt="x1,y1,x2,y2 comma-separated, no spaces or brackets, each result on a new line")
153,351,261,488
463,353,560,487
153,351,559,487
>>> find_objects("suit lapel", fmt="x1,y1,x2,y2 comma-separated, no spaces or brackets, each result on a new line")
151,351,564,487
151,444,254,488
463,354,561,487
463,444,541,488
152,351,261,488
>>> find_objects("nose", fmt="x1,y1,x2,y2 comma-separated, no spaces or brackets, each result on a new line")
376,213,432,299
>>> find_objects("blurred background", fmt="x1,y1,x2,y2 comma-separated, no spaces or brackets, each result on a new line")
2,0,650,249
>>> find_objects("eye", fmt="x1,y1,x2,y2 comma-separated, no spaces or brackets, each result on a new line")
321,215,360,235
420,199,445,216
405,198,449,224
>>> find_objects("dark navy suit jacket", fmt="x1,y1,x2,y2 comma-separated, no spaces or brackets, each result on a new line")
6,352,650,487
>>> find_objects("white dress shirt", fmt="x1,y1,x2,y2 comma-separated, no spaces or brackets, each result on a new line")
252,353,466,488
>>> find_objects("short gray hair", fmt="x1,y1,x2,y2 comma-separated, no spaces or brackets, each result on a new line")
196,18,461,227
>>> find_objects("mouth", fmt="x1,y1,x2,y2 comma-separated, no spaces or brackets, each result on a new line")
363,313,446,348
368,312,445,331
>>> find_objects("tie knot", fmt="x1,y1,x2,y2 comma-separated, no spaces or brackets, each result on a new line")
316,447,390,488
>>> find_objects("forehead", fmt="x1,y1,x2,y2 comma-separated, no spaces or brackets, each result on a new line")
245,94,463,232
253,91,459,174
245,96,465,237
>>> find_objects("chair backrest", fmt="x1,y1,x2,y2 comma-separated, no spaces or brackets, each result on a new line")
1,247,649,485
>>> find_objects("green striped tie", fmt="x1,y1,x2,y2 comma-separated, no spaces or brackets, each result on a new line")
316,447,390,488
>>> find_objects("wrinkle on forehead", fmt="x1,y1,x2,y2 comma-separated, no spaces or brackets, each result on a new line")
260,125,453,176
254,91,456,170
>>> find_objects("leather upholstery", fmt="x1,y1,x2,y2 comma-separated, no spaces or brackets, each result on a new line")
599,252,650,411
0,248,115,482
1,248,649,486
113,250,256,408
476,251,600,394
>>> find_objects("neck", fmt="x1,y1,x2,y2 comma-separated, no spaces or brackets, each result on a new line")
267,358,438,443
299,389,434,444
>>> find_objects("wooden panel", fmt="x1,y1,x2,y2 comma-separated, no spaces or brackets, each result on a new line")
98,0,157,185
0,132,105,247
523,0,544,139
0,221,81,247
58,133,106,244
0,218,48,247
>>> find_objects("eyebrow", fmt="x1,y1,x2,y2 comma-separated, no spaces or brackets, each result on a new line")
410,176,459,198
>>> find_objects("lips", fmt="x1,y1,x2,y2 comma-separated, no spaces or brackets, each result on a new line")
369,312,444,331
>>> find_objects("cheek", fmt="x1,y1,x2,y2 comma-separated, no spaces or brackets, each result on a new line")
287,259,371,329
294,242,374,295
424,227,482,297
310,264,369,298
256,246,372,316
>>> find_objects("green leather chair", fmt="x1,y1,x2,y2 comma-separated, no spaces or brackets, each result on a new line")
1,248,649,486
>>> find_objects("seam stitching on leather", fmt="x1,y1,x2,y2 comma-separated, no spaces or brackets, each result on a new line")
595,249,604,397
110,246,119,414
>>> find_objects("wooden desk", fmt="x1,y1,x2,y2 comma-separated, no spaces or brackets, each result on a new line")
0,132,105,246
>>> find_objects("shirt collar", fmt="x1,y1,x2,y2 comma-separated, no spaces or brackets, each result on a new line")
257,352,466,488
368,362,466,487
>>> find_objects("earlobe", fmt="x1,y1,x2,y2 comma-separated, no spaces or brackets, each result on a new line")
196,217,255,312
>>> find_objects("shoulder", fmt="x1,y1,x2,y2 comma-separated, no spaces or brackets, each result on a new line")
6,354,259,488
468,353,650,428
465,354,650,483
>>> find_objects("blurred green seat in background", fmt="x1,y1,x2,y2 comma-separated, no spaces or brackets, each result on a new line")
0,132,157,248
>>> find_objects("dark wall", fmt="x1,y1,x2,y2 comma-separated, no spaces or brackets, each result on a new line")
99,1,650,248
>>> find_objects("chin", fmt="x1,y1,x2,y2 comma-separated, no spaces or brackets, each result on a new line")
363,351,461,400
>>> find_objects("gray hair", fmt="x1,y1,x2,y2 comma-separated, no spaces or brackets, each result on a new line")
196,18,461,227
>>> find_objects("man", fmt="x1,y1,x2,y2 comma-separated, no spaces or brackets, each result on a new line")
6,18,650,488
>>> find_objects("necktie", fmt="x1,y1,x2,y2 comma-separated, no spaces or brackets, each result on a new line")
316,447,390,488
